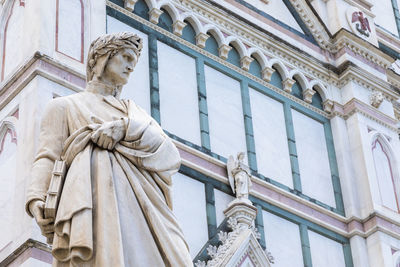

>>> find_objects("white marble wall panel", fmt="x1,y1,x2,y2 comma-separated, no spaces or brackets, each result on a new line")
107,16,151,114
214,189,235,226
249,88,292,187
205,66,247,158
292,109,335,207
378,99,395,118
19,258,52,267
244,0,304,33
372,141,398,211
309,230,346,267
372,0,398,36
57,0,83,60
172,173,208,258
262,211,303,267
3,0,24,79
0,132,17,249
158,42,201,145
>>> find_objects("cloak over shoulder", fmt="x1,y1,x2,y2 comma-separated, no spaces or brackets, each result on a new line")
26,91,193,267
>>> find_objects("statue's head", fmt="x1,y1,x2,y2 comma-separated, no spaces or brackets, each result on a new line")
86,32,143,87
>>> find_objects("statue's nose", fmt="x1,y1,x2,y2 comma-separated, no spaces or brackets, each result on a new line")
127,65,133,72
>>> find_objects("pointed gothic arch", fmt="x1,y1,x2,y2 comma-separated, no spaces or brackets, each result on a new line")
370,132,400,212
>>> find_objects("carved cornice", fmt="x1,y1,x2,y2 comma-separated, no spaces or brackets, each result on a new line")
174,0,336,83
339,65,399,100
333,30,394,69
331,98,399,132
0,239,51,266
288,0,333,50
0,52,85,110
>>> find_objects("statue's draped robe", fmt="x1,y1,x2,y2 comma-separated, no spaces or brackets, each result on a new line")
26,91,193,267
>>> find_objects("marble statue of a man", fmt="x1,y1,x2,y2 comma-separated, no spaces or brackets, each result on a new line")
25,32,193,266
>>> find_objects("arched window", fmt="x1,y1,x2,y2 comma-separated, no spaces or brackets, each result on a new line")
0,118,17,249
372,136,399,212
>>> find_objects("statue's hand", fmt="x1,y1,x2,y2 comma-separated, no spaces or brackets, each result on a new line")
90,119,126,150
29,200,54,239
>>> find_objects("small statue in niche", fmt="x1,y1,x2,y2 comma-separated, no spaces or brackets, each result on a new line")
227,152,252,205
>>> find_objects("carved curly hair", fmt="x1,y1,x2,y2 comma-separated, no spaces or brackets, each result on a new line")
86,32,143,81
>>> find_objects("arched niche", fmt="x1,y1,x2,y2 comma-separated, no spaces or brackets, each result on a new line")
0,117,17,249
371,133,400,212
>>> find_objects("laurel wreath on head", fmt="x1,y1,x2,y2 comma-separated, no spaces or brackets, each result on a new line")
86,32,143,81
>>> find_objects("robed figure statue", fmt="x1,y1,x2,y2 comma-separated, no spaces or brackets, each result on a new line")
25,32,193,267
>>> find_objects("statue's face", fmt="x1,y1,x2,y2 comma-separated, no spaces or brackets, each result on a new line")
103,48,137,86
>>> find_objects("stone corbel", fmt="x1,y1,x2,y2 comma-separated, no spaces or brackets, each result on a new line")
148,8,163,24
302,88,316,103
370,91,384,108
322,99,334,113
195,33,209,48
218,44,232,60
261,67,274,82
282,78,295,93
240,56,254,71
172,21,187,36
124,0,137,11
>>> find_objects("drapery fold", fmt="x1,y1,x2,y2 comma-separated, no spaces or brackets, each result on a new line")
26,92,192,267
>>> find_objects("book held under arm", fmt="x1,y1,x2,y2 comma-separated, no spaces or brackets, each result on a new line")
45,160,67,219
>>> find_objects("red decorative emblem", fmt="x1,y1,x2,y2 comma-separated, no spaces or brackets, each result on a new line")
351,11,371,37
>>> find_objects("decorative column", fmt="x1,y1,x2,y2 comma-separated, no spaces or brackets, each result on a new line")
283,77,295,93
218,44,231,60
148,8,163,24
323,99,334,113
240,56,254,71
261,67,274,82
172,21,186,36
302,88,316,103
196,33,209,48
124,0,137,11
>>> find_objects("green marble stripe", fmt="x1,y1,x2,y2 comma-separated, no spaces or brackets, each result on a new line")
343,242,354,267
392,0,400,37
240,81,257,171
283,102,302,192
205,183,217,239
195,58,211,150
300,224,313,267
148,33,160,123
324,122,345,215
255,204,266,249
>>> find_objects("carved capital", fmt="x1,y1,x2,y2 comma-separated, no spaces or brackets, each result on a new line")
124,0,138,11
240,56,254,71
224,202,257,227
261,67,274,82
303,88,316,103
218,44,232,60
370,91,384,108
148,8,163,24
282,78,295,93
323,99,334,113
196,33,209,48
172,21,187,36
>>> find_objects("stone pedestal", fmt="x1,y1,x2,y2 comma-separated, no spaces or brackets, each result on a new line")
224,201,257,227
